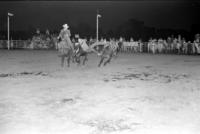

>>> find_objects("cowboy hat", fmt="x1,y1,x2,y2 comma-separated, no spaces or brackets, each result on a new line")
63,24,69,29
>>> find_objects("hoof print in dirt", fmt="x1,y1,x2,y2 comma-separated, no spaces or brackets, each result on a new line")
103,79,109,82
144,66,153,69
158,74,189,83
61,98,76,104
110,73,153,81
0,74,11,77
85,119,139,133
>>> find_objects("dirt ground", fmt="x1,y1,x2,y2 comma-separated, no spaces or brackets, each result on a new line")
0,50,200,134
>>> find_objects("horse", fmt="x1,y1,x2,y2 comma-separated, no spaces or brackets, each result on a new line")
57,40,74,67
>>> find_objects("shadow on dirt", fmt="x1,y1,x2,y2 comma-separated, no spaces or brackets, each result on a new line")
0,71,49,78
104,72,189,83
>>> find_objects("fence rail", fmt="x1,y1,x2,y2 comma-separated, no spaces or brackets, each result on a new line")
0,40,31,49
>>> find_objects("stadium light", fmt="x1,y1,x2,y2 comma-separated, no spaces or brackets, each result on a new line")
96,11,101,43
7,12,14,50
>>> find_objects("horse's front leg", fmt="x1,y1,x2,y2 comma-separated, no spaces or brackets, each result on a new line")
67,54,71,67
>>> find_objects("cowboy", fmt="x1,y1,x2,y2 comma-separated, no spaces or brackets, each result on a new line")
57,24,74,51
57,24,75,67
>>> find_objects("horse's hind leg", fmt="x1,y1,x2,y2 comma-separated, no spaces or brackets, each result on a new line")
67,56,71,67
98,57,104,67
61,55,65,67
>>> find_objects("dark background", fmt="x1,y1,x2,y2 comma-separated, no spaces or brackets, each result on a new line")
0,0,200,40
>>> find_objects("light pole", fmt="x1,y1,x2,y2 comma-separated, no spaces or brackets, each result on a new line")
96,12,101,43
7,12,14,50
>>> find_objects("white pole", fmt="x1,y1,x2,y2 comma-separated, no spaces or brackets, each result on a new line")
96,14,98,43
7,15,10,50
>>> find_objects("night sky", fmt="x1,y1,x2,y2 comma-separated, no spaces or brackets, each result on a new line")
0,0,200,32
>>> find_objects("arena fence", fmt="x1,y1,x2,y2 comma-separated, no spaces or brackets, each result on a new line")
0,40,199,55
0,40,55,49
0,40,31,49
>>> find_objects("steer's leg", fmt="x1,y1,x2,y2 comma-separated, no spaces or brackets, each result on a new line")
83,54,88,65
98,57,104,67
104,54,112,66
